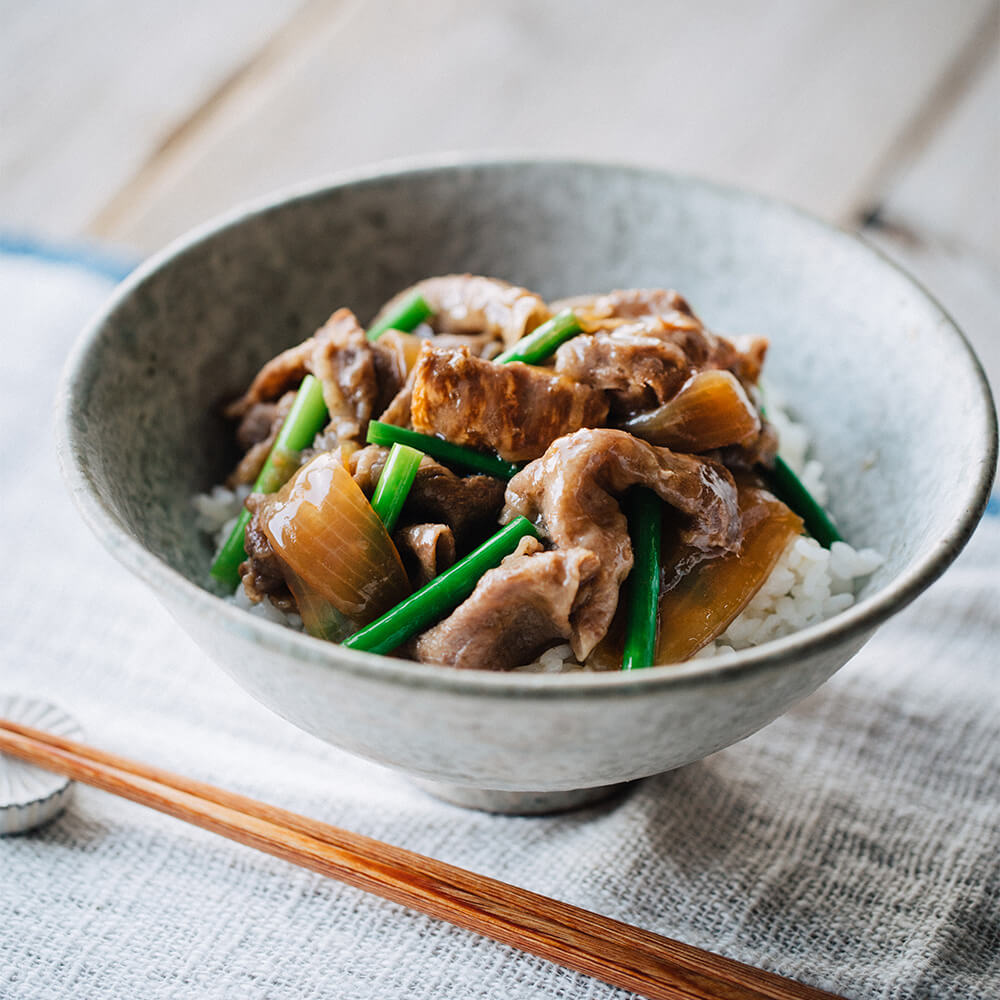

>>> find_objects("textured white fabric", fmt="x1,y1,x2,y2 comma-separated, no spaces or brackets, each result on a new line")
1,251,998,1000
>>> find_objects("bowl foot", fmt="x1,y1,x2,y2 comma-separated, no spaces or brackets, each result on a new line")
410,779,635,814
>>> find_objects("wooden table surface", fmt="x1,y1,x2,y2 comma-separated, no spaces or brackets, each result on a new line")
3,0,997,397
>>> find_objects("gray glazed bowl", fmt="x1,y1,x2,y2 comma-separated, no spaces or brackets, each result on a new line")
58,159,997,812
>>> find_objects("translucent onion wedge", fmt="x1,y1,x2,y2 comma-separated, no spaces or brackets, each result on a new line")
623,370,760,451
376,329,425,375
585,599,627,671
281,563,354,642
260,452,410,631
655,484,803,664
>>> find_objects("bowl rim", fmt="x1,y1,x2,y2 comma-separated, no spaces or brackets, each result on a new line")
55,153,998,700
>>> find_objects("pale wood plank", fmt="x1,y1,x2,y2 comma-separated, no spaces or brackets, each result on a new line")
875,45,999,273
0,0,308,240
89,0,990,253
859,26,999,412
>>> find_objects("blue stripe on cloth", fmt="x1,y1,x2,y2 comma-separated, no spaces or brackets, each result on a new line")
0,232,136,282
986,495,999,518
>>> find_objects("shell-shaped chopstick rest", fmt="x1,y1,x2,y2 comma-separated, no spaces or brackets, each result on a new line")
0,695,83,835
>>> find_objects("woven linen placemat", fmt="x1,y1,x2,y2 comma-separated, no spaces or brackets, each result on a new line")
1,246,997,1000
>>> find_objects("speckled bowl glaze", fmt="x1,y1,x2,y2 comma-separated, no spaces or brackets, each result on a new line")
58,159,996,812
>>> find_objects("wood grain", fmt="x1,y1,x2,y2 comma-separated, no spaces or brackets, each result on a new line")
873,42,999,273
0,0,309,240
858,18,999,408
0,718,845,1000
81,0,991,252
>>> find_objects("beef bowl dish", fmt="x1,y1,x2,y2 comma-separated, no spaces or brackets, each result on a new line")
199,275,883,674
58,160,997,812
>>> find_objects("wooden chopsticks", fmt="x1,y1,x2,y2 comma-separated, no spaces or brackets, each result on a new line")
0,718,843,1000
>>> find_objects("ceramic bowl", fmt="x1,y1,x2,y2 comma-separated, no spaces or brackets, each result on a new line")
57,159,997,812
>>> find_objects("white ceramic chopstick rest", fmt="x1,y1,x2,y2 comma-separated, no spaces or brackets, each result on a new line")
0,695,83,835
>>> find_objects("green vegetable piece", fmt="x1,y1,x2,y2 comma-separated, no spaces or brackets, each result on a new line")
370,443,423,535
366,420,522,480
343,516,539,655
494,308,583,365
622,488,662,670
756,400,842,549
210,374,330,589
366,290,432,341
760,455,843,548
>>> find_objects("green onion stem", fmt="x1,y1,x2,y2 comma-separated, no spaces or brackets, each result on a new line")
366,290,432,341
756,401,841,548
210,374,329,589
370,443,423,534
343,516,539,654
367,420,521,480
622,488,662,670
760,455,842,548
494,309,583,365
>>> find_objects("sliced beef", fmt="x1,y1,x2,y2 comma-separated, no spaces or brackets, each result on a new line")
410,344,609,463
554,326,689,415
349,445,506,545
556,288,769,389
377,380,413,426
370,340,407,416
236,400,281,451
726,334,770,387
370,274,550,349
429,332,504,360
239,492,293,611
394,523,456,588
228,391,296,487
414,544,600,670
404,467,506,547
503,428,741,659
224,309,379,445
225,311,406,485
369,328,428,416
598,287,698,320
716,418,780,470
553,288,701,330
309,308,378,441
349,444,391,494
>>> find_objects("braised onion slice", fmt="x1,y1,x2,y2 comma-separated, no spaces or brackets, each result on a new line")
376,329,425,376
654,484,803,664
584,603,627,672
623,369,760,451
281,563,354,642
260,451,410,636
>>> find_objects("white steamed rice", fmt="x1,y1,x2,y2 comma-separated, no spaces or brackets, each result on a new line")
195,402,882,669
192,483,251,544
